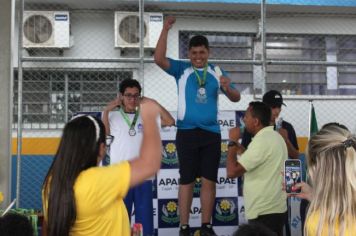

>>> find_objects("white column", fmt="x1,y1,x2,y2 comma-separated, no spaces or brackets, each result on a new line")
0,0,14,207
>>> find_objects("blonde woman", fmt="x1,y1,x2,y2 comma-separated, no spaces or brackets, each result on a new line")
295,124,356,236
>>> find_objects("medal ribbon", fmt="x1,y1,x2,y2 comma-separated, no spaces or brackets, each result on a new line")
193,64,208,87
119,108,140,131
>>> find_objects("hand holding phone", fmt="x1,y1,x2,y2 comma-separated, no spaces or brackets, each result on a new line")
289,182,313,201
284,160,302,194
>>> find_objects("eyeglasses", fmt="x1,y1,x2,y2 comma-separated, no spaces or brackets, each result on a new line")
106,135,114,147
123,93,141,100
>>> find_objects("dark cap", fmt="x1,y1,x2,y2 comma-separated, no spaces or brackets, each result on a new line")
262,90,286,107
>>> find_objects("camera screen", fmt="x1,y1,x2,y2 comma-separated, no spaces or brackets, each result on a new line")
285,162,301,194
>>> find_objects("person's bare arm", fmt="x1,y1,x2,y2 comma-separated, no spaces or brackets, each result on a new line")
141,97,175,127
102,97,121,135
226,146,247,178
288,182,312,201
158,103,175,127
42,219,48,236
129,99,162,187
226,127,246,178
154,16,175,70
279,128,299,159
220,76,241,102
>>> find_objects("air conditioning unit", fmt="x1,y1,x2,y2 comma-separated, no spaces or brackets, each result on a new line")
115,12,163,48
23,11,71,48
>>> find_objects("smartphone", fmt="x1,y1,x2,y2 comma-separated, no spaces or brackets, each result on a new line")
284,159,302,194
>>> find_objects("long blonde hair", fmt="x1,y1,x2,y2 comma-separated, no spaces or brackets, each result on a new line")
306,124,356,236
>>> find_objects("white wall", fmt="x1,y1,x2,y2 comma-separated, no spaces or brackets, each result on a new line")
15,10,356,137
266,16,356,35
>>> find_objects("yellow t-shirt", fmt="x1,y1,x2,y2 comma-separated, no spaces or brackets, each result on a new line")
43,161,131,236
306,212,356,236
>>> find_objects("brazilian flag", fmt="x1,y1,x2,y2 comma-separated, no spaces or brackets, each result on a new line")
304,102,318,182
309,103,318,138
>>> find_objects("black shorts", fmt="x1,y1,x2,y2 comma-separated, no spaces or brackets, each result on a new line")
176,128,221,184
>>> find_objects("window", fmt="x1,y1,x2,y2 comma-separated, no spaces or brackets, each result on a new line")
337,36,356,95
13,70,132,129
265,34,356,96
179,32,356,96
266,35,327,95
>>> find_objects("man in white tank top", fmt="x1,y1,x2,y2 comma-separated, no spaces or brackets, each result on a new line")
102,78,175,236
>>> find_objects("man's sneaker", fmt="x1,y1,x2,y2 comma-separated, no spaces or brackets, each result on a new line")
179,224,191,236
200,224,217,236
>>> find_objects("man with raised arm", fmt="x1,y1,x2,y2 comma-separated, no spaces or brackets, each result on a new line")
154,16,240,236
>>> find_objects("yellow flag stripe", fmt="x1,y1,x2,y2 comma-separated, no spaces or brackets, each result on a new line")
12,138,60,155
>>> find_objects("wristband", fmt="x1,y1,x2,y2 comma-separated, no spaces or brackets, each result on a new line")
228,140,238,147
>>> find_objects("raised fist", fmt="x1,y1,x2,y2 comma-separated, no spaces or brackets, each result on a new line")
164,16,176,30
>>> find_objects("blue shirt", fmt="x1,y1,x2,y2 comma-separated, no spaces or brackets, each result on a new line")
165,58,229,133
